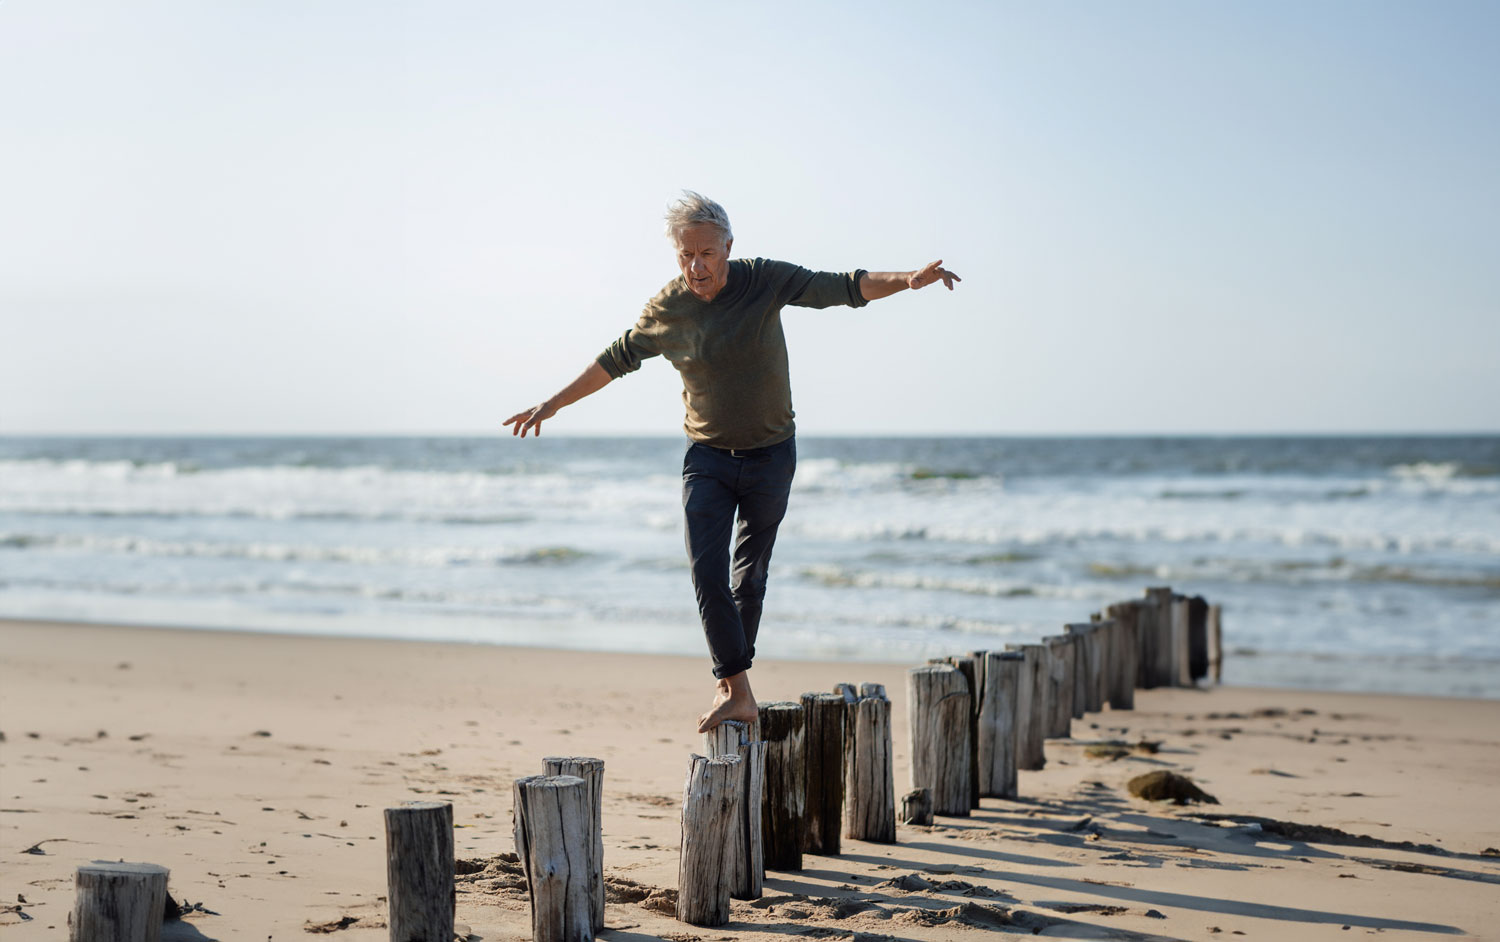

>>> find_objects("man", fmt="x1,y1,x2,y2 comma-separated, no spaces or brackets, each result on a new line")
505,191,959,731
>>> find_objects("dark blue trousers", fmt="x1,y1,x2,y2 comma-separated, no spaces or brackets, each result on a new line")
682,436,796,679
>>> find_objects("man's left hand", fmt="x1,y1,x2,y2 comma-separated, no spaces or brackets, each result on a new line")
908,260,961,291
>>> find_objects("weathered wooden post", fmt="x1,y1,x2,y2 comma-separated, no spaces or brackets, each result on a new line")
758,701,805,871
800,692,846,855
677,754,743,927
841,684,895,842
543,756,605,929
1208,603,1223,682
906,664,972,815
1104,601,1139,709
1170,595,1192,686
976,651,1021,799
900,787,933,825
1143,586,1174,687
1006,643,1049,770
1188,595,1210,682
513,778,592,942
702,721,765,899
1065,624,1098,714
1042,635,1074,737
386,800,455,942
1092,613,1116,706
71,861,169,942
947,653,984,809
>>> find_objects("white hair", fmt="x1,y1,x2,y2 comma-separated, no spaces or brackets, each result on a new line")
664,190,732,246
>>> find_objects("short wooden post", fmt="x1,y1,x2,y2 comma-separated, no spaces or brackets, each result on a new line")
386,800,456,942
800,692,846,855
1188,595,1210,682
976,651,1020,799
758,701,805,871
71,861,169,942
1208,603,1223,682
677,754,743,927
513,778,591,942
1104,601,1139,709
543,756,605,929
900,787,933,826
841,684,895,842
1091,613,1116,706
906,664,971,815
702,721,765,900
1042,635,1074,737
946,654,983,809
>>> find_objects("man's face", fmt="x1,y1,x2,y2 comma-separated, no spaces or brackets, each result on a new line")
676,224,732,302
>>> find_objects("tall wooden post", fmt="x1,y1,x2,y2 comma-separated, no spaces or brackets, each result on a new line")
543,757,605,930
513,778,592,942
702,721,765,899
801,692,846,855
906,664,971,815
1042,635,1074,737
1188,595,1210,682
841,684,895,842
386,800,456,942
71,861,169,942
946,654,983,809
1170,595,1192,686
1143,586,1174,687
758,701,805,871
1208,603,1223,683
1003,643,1041,770
1104,601,1139,709
677,754,743,927
976,651,1021,799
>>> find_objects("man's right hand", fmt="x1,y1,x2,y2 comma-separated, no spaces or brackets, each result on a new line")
504,401,557,438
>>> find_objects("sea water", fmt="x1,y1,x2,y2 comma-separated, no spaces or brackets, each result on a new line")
2,435,1496,698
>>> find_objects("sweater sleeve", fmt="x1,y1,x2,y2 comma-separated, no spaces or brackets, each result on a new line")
770,260,869,310
596,327,659,379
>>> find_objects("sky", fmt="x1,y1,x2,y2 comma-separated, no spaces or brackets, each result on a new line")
2,1,1496,436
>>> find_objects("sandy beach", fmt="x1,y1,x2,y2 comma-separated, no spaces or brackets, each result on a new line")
2,618,1497,940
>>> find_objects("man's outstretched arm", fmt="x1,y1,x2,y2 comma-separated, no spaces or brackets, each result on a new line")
504,361,613,438
858,259,961,302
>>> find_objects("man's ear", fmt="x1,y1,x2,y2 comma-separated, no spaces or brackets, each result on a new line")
725,238,733,256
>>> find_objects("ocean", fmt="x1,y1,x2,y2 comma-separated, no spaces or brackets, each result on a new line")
2,435,1497,698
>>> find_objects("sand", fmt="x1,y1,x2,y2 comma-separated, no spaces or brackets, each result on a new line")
2,618,1498,940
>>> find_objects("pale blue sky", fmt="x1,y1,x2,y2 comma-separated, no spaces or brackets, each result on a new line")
2,1,1496,435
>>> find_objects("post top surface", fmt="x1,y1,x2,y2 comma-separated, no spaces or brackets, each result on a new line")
79,861,170,876
515,774,586,789
386,800,453,813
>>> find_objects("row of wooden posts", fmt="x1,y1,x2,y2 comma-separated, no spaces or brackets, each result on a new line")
66,585,1219,942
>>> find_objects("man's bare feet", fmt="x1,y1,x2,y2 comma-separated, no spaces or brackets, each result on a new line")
697,671,758,733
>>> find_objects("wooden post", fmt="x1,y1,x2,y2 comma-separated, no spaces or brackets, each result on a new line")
757,701,805,871
386,800,456,942
800,692,846,855
1064,625,1097,714
702,721,765,900
1188,595,1210,682
976,651,1020,799
900,787,933,826
1143,586,1173,687
841,684,895,842
1208,603,1223,683
1003,644,1041,770
906,664,971,816
543,756,605,930
946,654,983,809
1104,601,1139,709
1170,595,1192,686
71,861,169,942
1042,635,1074,737
1091,613,1116,707
513,778,591,942
677,754,743,927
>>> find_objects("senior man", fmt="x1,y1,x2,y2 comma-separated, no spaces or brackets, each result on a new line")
506,191,959,731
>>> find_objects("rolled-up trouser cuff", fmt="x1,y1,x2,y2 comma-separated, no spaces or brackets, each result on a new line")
712,656,753,680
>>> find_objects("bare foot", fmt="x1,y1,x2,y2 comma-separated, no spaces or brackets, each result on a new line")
697,672,758,733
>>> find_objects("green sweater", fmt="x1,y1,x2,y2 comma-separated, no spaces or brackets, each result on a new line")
597,258,868,450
